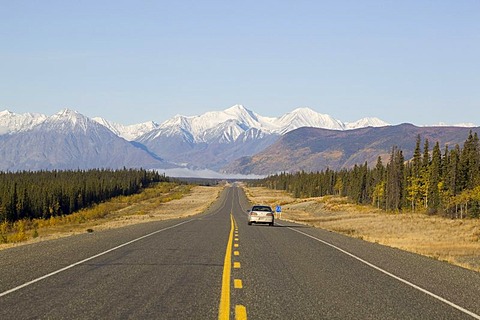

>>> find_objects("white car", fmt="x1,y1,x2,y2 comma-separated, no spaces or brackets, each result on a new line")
247,205,274,226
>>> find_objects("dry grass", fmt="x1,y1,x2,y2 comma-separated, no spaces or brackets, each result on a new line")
244,186,480,272
0,183,224,251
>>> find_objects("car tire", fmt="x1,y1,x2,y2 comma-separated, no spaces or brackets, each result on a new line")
248,221,252,225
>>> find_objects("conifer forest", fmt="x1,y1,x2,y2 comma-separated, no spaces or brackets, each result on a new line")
0,169,167,223
257,132,480,218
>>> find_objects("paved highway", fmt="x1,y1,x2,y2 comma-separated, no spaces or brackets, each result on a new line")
1,184,479,319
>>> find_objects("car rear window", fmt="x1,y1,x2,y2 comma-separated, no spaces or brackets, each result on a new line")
252,206,272,212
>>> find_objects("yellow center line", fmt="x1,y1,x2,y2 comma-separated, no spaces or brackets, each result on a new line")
235,305,247,320
234,279,243,289
218,213,234,320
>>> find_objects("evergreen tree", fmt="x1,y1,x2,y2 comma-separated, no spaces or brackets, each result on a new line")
459,131,479,190
386,146,404,211
422,138,430,168
412,134,422,178
428,142,442,212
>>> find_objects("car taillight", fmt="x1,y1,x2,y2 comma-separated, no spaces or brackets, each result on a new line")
250,212,257,216
266,213,273,216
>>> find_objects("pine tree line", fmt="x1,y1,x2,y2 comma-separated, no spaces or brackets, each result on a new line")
0,169,168,222
256,132,480,218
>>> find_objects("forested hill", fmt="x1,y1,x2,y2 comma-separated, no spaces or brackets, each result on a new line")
257,131,480,217
223,124,480,175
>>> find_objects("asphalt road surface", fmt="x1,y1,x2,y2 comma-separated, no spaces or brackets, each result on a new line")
1,184,480,319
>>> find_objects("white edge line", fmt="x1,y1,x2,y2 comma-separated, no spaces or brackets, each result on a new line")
282,223,480,320
0,219,193,298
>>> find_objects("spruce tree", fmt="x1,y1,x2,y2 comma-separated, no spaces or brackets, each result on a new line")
428,142,442,212
386,146,404,211
412,134,422,178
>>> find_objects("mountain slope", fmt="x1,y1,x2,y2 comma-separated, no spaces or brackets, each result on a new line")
0,110,47,135
0,109,172,171
92,117,159,141
275,107,345,133
345,117,388,129
139,105,389,143
135,105,278,169
3,105,474,174
222,124,480,175
136,105,390,169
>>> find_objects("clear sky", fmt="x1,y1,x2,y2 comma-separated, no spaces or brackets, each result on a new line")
1,1,479,126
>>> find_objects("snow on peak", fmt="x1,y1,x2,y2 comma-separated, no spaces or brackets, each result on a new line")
426,122,476,128
1,105,394,143
142,105,393,144
291,107,317,114
56,108,79,116
155,105,266,142
0,109,47,134
345,117,390,129
92,117,159,140
53,108,85,123
225,104,248,113
53,108,84,121
43,108,95,133
277,107,345,133
0,110,14,116
451,123,475,127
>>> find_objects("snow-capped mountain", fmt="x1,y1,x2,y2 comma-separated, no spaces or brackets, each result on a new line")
428,122,476,128
92,117,159,141
274,108,390,132
143,105,272,143
275,107,346,134
1,105,389,141
139,105,389,144
2,105,477,174
223,124,480,175
345,117,389,129
0,105,391,172
135,105,390,170
0,110,47,134
0,109,171,171
39,109,95,133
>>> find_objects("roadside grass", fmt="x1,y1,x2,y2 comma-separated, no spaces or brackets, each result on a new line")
0,182,222,249
244,186,480,272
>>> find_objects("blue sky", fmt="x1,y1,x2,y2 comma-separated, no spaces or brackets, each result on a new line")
1,1,479,125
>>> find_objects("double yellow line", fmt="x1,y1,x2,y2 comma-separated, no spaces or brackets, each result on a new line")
218,213,246,320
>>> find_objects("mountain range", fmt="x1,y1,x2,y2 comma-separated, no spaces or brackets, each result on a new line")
90,105,388,142
0,105,477,176
0,109,173,171
222,124,480,175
